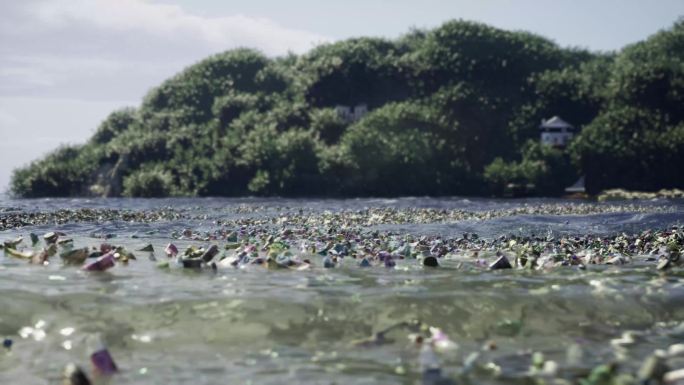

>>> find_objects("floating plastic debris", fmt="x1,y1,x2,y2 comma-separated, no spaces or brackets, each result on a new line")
61,248,89,265
180,257,203,269
100,243,113,254
137,244,154,252
664,369,684,384
43,232,58,244
668,343,684,358
658,258,671,271
57,238,73,246
201,245,219,262
83,252,115,272
323,256,336,268
429,327,457,352
422,256,439,267
164,243,178,258
5,247,33,259
489,255,512,270
3,236,23,249
638,351,669,383
31,244,57,264
114,247,136,262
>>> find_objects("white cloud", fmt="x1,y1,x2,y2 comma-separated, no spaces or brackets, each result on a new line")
0,109,19,127
0,0,331,100
29,0,329,55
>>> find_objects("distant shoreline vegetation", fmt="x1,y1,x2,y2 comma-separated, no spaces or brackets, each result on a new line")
10,19,684,198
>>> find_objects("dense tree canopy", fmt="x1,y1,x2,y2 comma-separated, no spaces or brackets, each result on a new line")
10,19,684,197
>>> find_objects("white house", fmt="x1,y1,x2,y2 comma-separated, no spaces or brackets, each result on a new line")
335,104,368,123
540,116,575,148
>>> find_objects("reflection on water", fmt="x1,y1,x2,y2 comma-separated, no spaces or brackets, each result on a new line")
1,197,683,384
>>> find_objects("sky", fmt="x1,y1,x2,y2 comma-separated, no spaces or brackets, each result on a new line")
0,0,683,192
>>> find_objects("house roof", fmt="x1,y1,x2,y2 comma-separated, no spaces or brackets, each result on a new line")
540,116,573,129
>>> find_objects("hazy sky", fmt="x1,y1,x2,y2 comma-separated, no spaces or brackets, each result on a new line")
1,0,683,192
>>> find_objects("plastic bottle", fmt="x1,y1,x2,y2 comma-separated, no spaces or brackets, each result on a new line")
86,334,118,376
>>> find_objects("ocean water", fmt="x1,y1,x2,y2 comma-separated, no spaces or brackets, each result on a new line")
1,197,683,384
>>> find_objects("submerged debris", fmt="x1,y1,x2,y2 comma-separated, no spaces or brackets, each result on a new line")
88,334,118,376
90,348,118,375
63,364,91,385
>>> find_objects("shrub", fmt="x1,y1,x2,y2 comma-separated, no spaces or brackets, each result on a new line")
122,168,174,197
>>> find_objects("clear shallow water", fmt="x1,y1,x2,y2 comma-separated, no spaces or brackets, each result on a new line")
1,197,684,384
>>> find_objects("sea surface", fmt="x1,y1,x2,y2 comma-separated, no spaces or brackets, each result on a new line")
1,196,683,384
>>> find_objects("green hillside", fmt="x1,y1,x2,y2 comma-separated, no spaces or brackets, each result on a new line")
10,19,684,197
